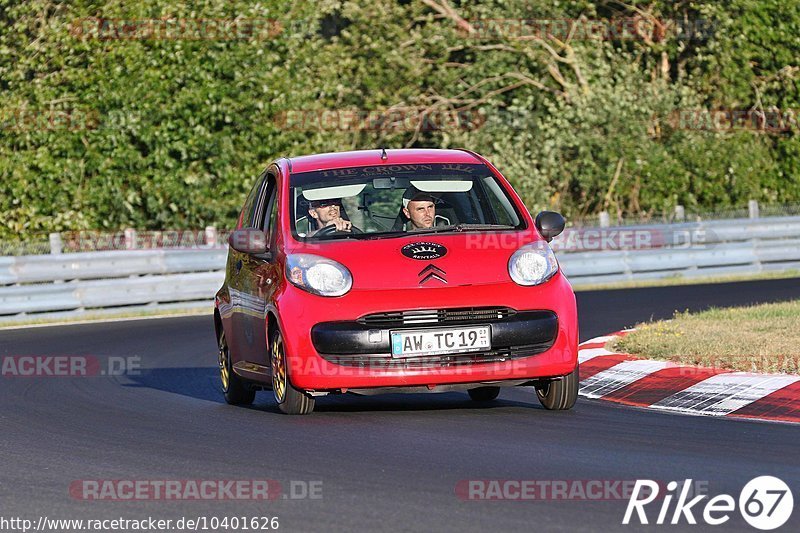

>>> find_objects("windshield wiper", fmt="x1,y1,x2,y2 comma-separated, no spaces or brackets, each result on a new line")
409,223,516,235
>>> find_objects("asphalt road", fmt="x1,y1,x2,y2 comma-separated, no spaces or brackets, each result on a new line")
2,278,800,532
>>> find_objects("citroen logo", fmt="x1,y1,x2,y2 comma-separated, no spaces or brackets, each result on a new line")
419,264,447,285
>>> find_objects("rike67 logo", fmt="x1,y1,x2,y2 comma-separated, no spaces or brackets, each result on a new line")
624,476,793,530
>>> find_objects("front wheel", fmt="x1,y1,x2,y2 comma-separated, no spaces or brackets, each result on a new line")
270,328,315,415
535,366,579,410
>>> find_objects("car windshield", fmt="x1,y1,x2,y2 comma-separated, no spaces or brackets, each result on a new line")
290,163,525,240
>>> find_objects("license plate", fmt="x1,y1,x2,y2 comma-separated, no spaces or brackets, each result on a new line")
390,326,491,358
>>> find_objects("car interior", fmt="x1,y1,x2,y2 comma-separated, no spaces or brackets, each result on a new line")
293,175,520,238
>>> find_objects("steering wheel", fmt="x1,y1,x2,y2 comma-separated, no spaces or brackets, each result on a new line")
313,223,363,237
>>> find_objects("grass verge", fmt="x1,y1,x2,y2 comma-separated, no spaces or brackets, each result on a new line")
610,300,800,374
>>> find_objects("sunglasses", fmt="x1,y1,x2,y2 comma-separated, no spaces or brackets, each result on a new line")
310,200,341,208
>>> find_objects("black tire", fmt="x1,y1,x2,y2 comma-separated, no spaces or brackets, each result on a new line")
270,328,315,415
535,366,579,410
468,386,501,402
218,329,256,405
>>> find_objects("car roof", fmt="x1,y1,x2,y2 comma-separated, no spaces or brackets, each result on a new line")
286,148,483,175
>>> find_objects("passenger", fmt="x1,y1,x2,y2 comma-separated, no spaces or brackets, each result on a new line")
402,188,437,230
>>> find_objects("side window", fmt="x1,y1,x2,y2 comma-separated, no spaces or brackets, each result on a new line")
267,189,279,236
480,176,520,226
239,174,267,229
256,173,278,234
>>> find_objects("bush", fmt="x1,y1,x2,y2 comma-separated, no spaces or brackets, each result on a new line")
0,0,797,239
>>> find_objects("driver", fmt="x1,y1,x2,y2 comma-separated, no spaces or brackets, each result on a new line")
402,188,436,230
307,198,352,235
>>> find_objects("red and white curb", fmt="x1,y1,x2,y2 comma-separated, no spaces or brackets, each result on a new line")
578,330,800,424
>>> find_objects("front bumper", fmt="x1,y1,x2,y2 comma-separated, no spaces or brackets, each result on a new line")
311,309,558,368
274,271,578,391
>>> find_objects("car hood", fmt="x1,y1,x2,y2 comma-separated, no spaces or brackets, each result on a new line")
286,231,541,290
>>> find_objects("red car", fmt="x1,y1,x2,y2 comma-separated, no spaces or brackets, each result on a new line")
214,149,578,414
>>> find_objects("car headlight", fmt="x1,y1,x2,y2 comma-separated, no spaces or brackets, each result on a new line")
286,253,352,297
508,241,559,286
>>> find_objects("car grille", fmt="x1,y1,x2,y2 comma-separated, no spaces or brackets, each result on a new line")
319,342,550,369
356,306,516,328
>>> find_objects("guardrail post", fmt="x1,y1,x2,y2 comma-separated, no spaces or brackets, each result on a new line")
599,211,610,228
49,232,63,255
748,200,759,219
205,226,218,247
675,205,685,222
124,228,137,250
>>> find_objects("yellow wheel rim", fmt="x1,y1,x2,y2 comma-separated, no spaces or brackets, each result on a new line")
218,332,230,391
272,334,287,403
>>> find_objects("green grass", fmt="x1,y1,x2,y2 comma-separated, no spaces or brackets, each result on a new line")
611,300,800,374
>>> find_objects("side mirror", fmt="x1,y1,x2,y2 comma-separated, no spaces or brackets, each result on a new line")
229,228,270,258
535,211,566,242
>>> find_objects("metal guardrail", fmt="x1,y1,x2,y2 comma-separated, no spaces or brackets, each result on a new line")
0,248,227,285
555,216,800,284
0,272,224,315
1,217,799,322
0,248,227,321
559,239,800,284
